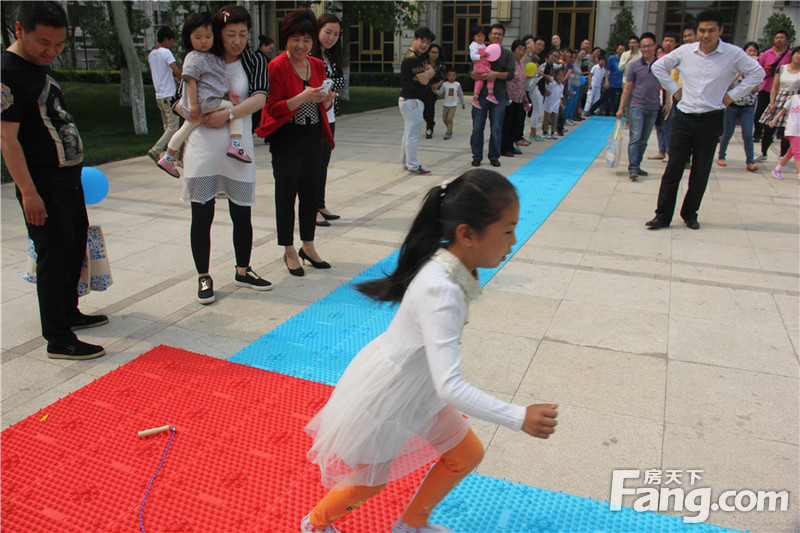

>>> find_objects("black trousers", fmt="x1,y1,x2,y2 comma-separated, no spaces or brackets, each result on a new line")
501,101,525,153
753,90,770,140
318,122,335,210
271,122,322,245
655,108,724,224
190,199,252,274
19,185,88,344
423,89,437,133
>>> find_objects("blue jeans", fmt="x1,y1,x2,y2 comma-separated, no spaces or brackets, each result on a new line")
564,85,581,122
718,104,755,165
656,104,674,155
627,106,659,174
470,93,507,162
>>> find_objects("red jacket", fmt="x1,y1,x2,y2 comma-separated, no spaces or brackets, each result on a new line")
256,52,334,148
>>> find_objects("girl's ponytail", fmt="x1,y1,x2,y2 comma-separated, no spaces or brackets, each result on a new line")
357,169,517,303
357,185,445,302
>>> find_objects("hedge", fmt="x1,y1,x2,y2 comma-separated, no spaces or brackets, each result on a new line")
53,69,153,85
53,69,475,92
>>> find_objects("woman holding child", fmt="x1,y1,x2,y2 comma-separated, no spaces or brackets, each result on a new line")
179,4,271,304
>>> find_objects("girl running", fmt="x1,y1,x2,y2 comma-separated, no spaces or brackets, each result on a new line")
301,169,559,533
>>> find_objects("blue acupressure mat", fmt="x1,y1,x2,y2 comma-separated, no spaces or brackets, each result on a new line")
430,474,738,533
231,117,617,382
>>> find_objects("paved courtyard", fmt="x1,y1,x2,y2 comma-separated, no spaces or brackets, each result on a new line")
2,104,798,532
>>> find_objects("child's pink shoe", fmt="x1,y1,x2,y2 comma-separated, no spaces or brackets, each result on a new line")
486,94,499,105
771,167,783,180
226,145,252,163
471,96,482,109
156,157,180,178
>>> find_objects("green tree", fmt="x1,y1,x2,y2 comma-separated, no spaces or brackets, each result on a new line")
757,11,796,52
73,1,150,70
0,1,20,50
607,7,637,56
329,1,423,100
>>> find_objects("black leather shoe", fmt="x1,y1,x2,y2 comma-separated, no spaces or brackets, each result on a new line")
319,211,340,221
316,218,331,227
645,217,670,230
684,219,700,230
299,248,331,269
471,158,481,167
490,159,501,167
284,254,305,277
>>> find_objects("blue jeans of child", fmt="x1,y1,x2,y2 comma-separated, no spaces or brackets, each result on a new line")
628,107,659,174
718,104,755,165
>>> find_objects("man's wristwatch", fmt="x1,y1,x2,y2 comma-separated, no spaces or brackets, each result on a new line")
228,108,234,122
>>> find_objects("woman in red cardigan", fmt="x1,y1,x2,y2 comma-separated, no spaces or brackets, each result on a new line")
256,9,336,276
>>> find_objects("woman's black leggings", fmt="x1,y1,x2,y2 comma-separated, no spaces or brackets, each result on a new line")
190,199,252,274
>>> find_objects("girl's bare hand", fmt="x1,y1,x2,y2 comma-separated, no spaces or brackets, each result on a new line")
522,404,558,438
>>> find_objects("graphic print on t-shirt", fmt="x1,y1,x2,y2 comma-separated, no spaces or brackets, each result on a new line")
39,74,83,167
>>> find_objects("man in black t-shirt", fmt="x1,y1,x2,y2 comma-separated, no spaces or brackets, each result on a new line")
1,2,107,360
399,27,435,175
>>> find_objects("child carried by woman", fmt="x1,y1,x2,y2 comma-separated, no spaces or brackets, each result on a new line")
156,13,251,178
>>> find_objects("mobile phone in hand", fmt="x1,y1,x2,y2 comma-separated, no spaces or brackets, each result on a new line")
321,79,333,93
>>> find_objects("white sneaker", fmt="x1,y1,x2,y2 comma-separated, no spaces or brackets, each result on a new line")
754,154,767,162
300,514,341,533
392,520,454,533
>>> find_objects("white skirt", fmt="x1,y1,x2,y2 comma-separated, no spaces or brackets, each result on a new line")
180,121,256,206
305,337,469,488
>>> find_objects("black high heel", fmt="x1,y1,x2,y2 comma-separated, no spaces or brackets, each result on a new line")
319,210,340,221
283,254,305,277
298,248,331,269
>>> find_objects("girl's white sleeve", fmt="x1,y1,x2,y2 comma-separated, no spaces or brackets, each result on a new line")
458,83,465,105
469,42,483,62
419,281,527,431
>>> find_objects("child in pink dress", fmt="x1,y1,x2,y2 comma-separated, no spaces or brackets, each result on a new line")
469,26,497,109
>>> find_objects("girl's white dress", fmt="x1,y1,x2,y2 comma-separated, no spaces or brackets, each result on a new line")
181,60,255,206
305,249,526,489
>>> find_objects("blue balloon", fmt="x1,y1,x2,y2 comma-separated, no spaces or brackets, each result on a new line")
81,167,109,205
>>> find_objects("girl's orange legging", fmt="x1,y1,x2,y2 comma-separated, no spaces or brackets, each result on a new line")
309,429,484,530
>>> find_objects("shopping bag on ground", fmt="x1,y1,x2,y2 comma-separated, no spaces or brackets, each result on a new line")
606,118,624,168
25,225,113,296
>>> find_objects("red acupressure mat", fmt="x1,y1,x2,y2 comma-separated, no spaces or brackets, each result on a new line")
1,346,427,532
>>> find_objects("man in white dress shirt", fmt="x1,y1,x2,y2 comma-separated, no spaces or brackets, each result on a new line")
645,9,764,230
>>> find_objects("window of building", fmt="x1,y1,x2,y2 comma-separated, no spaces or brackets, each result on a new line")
440,1,492,73
348,23,395,72
663,1,740,44
536,1,596,51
